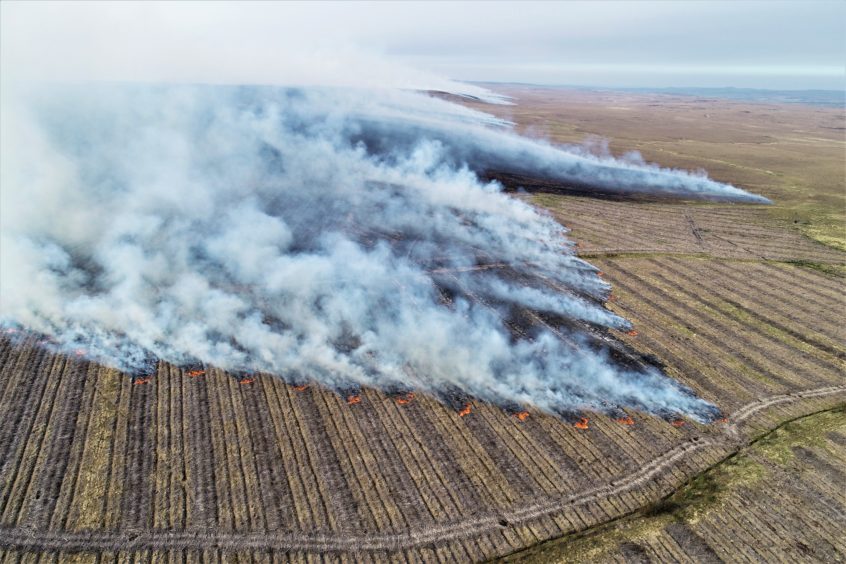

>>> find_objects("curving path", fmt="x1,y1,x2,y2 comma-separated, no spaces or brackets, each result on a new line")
1,384,842,554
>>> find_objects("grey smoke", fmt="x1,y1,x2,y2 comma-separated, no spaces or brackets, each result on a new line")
0,82,766,420
351,101,771,204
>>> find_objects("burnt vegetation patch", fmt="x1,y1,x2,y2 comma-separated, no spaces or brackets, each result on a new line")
482,170,737,204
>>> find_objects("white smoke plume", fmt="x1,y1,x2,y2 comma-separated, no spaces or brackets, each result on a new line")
0,4,770,421
0,82,763,421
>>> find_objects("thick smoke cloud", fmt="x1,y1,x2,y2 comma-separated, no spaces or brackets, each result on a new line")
351,100,771,203
0,81,768,421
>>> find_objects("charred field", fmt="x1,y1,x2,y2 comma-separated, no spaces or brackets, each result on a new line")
1,86,844,562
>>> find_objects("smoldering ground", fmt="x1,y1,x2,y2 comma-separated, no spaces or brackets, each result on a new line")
0,83,769,421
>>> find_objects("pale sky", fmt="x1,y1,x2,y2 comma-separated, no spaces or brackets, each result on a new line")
2,1,844,90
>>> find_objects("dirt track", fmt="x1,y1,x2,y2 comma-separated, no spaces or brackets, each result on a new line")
1,382,843,556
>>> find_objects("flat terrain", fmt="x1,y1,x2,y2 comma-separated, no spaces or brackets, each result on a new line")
472,84,846,253
505,407,846,563
1,87,844,562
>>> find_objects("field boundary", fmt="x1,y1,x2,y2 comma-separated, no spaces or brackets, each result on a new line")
578,250,845,266
497,403,846,562
1,384,843,554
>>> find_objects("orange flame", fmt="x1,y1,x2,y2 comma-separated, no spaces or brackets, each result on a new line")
626,330,638,337
239,377,255,385
396,392,415,405
347,394,362,405
596,271,604,278
134,377,152,385
514,411,530,421
458,403,472,417
574,417,589,430
671,419,685,427
186,369,205,378
716,417,729,424
615,416,635,425
292,384,309,392
74,348,87,357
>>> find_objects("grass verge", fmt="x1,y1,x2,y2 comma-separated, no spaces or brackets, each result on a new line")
496,405,846,563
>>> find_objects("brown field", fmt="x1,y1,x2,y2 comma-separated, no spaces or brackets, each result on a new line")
1,86,844,562
470,84,846,253
505,407,846,563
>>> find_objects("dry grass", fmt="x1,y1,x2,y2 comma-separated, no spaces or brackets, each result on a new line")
1,86,844,561
503,407,846,563
467,85,846,252
0,257,841,560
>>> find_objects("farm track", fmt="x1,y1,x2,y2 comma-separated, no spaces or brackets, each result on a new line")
502,407,846,563
1,183,844,560
0,386,843,557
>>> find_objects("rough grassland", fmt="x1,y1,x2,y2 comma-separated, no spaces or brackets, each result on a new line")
469,84,846,253
502,407,846,563
1,87,844,562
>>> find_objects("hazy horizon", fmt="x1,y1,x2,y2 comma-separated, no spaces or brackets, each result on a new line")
2,1,844,91
470,80,844,94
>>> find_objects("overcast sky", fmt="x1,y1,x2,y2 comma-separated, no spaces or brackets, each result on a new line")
2,1,844,90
